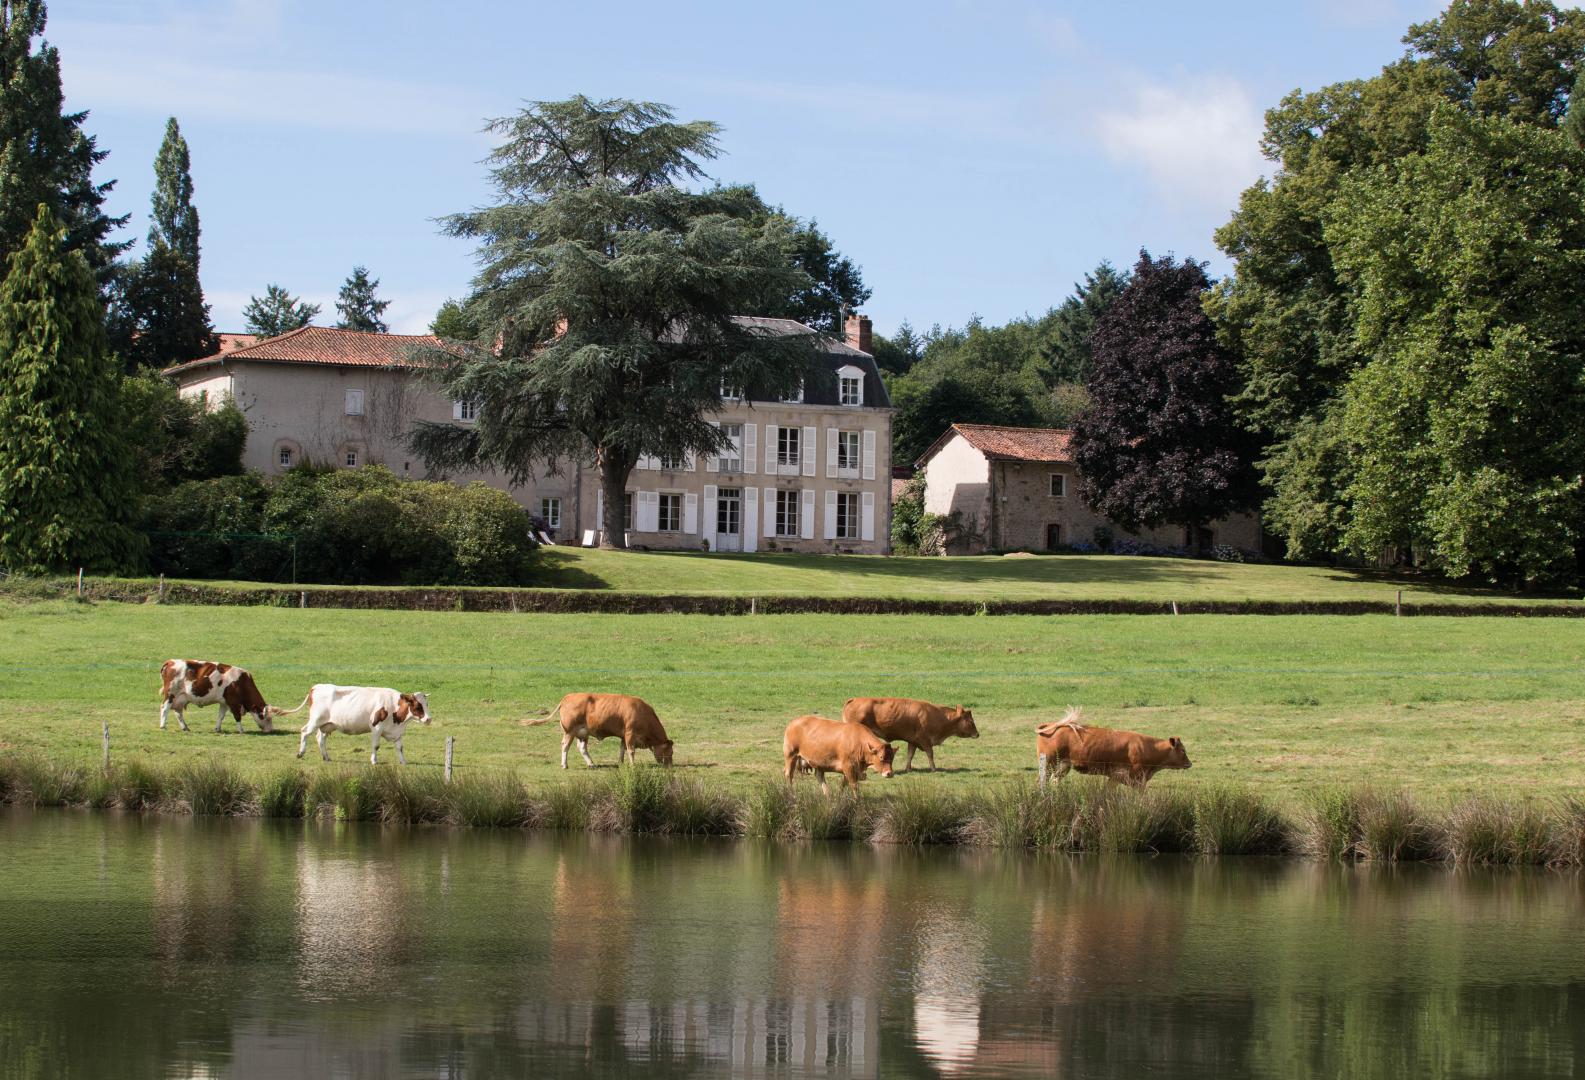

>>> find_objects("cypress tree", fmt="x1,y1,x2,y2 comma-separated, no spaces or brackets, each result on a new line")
0,205,142,572
0,1,126,278
334,266,390,333
149,117,199,268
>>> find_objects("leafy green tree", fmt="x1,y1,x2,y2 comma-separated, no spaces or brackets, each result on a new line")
1563,68,1585,149
107,243,215,371
149,117,199,268
242,284,319,337
334,265,390,332
1327,107,1585,586
119,370,246,494
410,96,815,548
1037,260,1128,387
0,205,141,571
0,1,126,279
724,186,870,332
871,319,923,376
889,473,927,554
1071,251,1256,542
429,297,478,340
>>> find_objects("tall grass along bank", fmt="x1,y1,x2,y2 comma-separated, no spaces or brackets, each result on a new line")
4,754,1583,867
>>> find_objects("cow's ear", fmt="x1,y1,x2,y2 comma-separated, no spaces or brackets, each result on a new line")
1170,737,1182,748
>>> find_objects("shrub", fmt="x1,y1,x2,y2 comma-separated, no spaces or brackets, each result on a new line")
0,756,89,806
1300,788,1363,860
541,778,593,831
1440,797,1555,866
740,781,796,840
1090,788,1194,854
172,758,253,816
258,768,309,818
1356,790,1433,861
448,771,532,828
1192,786,1288,855
872,784,968,845
112,758,166,811
365,767,452,825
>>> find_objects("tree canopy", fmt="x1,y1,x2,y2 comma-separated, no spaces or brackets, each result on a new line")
410,96,818,548
335,265,390,333
149,117,199,268
243,284,319,338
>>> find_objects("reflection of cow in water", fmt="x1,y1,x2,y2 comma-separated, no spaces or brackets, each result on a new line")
1036,708,1190,788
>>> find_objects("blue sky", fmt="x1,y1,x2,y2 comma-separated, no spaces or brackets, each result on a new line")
53,0,1450,337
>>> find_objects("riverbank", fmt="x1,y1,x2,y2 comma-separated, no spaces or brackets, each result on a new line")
4,754,1582,867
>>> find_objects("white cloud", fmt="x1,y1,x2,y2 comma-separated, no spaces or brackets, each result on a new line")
1094,75,1267,211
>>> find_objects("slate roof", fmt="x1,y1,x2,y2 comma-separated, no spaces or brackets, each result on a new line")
916,423,1075,467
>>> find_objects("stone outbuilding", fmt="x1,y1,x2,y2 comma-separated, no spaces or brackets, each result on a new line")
915,423,1261,555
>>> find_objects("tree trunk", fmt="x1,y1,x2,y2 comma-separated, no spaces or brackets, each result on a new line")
598,452,631,549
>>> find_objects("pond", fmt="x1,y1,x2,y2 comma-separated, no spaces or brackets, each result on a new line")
1,810,1582,1078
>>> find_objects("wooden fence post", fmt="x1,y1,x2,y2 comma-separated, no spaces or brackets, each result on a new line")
1395,589,1402,618
157,573,165,601
299,590,307,609
445,736,455,783
1171,601,1179,617
76,568,84,598
1038,752,1048,789
102,721,110,773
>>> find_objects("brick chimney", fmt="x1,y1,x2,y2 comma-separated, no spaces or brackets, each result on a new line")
844,313,873,354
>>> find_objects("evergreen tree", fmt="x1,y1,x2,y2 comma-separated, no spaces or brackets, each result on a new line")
108,242,215,371
1071,250,1257,544
335,265,390,332
429,297,477,340
0,1,127,278
411,96,815,548
872,319,923,375
0,205,141,572
1038,260,1129,387
1563,68,1585,149
242,284,319,337
149,116,199,268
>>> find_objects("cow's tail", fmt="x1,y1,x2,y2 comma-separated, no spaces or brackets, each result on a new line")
266,691,313,720
1037,706,1085,739
520,704,561,728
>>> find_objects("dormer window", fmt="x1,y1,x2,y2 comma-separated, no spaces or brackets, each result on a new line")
781,379,803,404
837,365,865,406
720,380,742,401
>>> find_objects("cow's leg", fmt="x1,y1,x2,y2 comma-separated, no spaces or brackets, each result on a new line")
396,736,407,766
370,728,381,765
903,743,916,772
1053,759,1072,782
296,724,310,759
578,736,594,767
560,731,571,770
159,697,171,730
317,729,330,762
174,705,190,733
816,768,830,797
784,752,798,787
924,742,938,772
232,704,245,735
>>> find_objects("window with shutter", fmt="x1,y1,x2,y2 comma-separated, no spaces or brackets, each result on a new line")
861,491,875,542
344,388,364,416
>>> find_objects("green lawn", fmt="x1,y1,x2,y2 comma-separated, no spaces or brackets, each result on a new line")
2,600,1582,805
521,548,1575,606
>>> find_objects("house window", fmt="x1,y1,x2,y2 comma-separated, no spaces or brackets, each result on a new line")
840,375,863,406
455,399,479,422
539,498,561,529
775,490,800,537
836,492,860,539
720,380,742,401
778,426,800,468
837,430,861,472
780,379,803,404
659,451,684,471
278,447,293,468
344,388,364,416
718,423,742,472
345,448,359,467
658,493,682,532
1050,473,1066,498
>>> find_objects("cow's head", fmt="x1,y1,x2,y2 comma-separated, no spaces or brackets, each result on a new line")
254,710,275,734
652,739,675,766
397,692,432,725
867,740,896,778
950,705,979,739
1167,737,1191,770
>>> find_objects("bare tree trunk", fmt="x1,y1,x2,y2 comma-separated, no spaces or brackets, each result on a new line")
598,451,631,549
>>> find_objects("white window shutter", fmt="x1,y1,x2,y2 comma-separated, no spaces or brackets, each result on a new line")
764,425,777,473
595,490,604,537
743,423,757,475
800,488,815,539
452,400,464,421
684,492,698,534
862,429,877,481
801,426,816,477
703,485,717,546
706,422,719,473
743,487,759,552
824,490,838,540
826,428,837,479
763,486,776,537
861,491,875,541
637,491,656,532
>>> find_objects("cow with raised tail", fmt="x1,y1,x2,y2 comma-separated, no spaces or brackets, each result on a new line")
158,659,276,734
1035,707,1191,789
280,684,432,764
841,697,978,772
783,714,895,796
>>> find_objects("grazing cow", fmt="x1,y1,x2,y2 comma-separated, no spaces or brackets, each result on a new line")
281,685,432,764
527,693,675,768
783,714,895,796
158,659,275,734
841,697,978,772
1035,708,1190,789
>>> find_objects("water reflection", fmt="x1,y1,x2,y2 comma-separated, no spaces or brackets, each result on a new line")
1,810,1583,1079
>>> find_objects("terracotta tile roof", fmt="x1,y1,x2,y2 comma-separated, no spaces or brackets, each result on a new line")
916,423,1075,467
217,332,257,353
163,326,457,377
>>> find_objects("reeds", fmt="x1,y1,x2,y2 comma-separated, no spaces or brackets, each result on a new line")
4,750,1585,866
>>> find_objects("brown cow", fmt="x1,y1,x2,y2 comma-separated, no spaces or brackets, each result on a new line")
841,697,978,772
1035,707,1190,788
158,659,275,733
530,693,675,768
783,714,895,795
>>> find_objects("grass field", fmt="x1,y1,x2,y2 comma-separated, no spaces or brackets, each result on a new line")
2,599,1583,806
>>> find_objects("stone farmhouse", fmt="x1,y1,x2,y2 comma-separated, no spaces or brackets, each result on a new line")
163,316,896,554
915,423,1262,555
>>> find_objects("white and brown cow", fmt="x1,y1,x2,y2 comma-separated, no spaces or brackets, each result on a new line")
158,659,275,734
282,684,432,764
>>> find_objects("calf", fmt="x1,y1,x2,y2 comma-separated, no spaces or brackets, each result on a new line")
530,693,674,768
282,685,432,764
1035,708,1190,789
841,697,978,772
783,714,895,796
158,659,275,734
